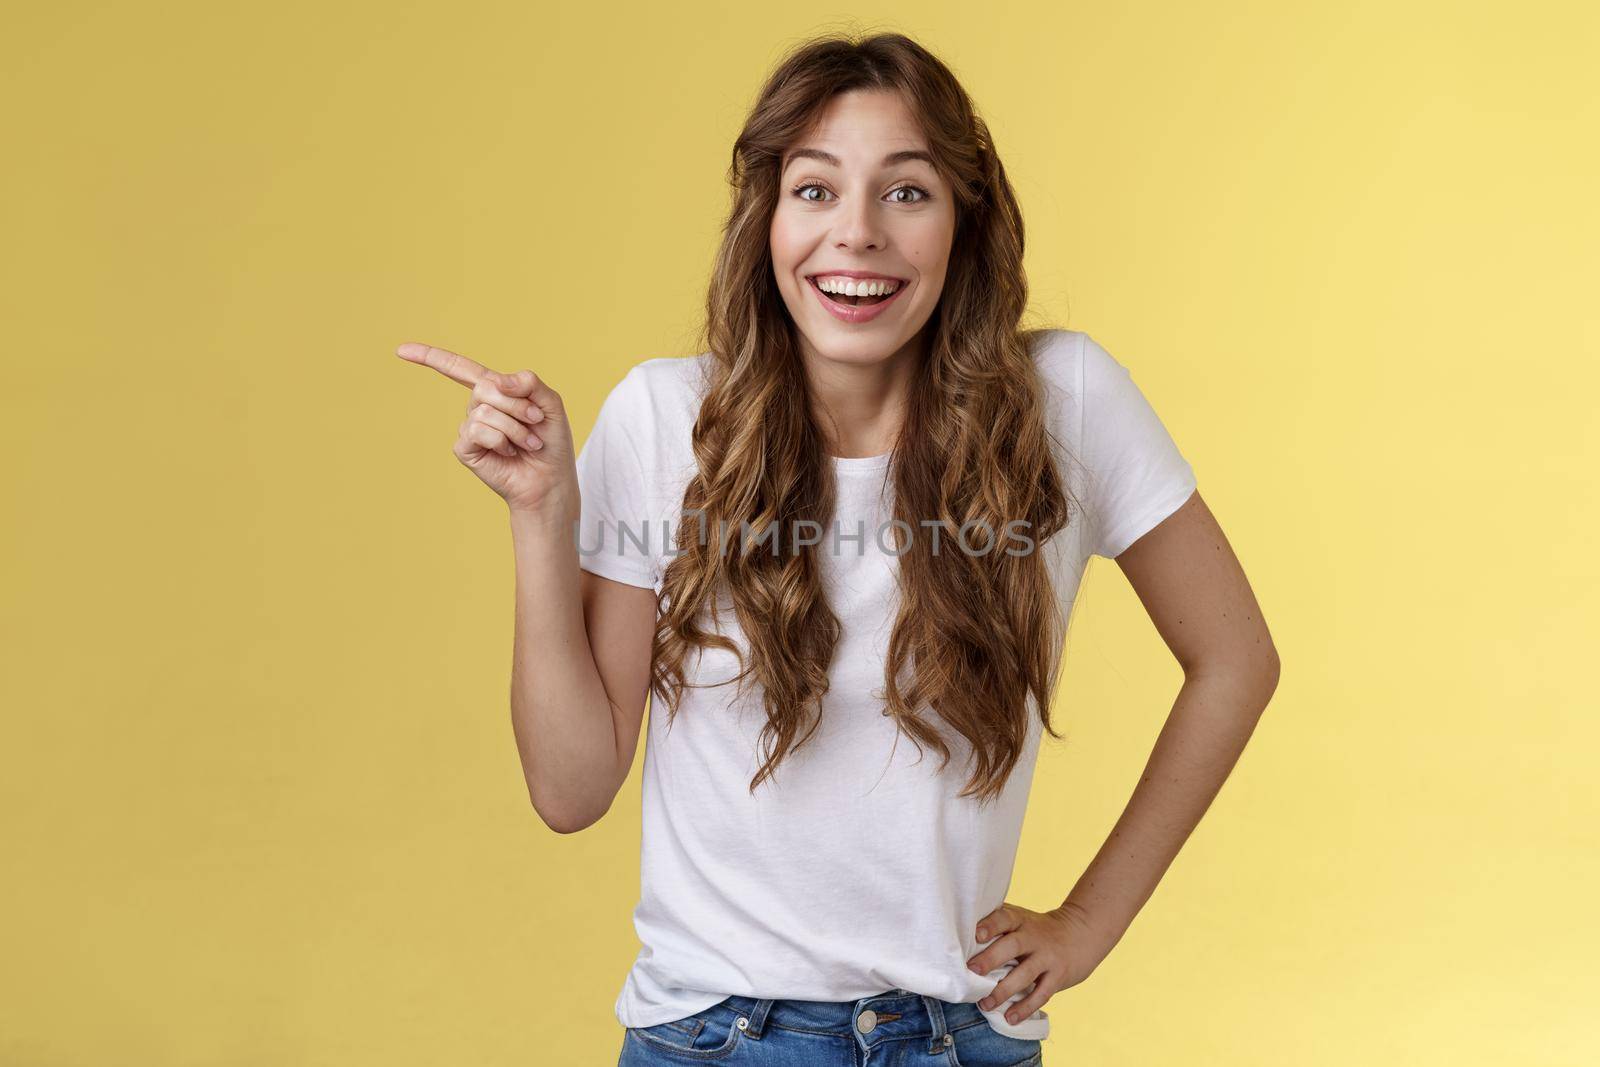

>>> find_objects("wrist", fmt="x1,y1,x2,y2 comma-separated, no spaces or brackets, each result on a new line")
508,490,578,531
1053,898,1127,955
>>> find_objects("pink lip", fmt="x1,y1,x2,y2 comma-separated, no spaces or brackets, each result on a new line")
806,274,909,324
807,269,908,282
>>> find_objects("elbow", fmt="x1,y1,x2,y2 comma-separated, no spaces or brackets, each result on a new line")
527,783,612,835
1258,645,1282,705
533,799,606,835
1182,643,1280,706
535,803,585,835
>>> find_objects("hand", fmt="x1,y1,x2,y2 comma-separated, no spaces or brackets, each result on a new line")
966,900,1110,1025
396,341,576,515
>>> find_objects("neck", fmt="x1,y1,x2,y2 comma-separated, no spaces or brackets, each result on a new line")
797,330,924,459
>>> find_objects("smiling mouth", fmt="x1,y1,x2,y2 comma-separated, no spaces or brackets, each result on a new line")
807,277,900,307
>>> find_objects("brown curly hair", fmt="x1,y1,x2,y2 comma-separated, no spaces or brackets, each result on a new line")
651,31,1082,804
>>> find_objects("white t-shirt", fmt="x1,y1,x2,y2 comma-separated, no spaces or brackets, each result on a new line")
574,328,1197,1041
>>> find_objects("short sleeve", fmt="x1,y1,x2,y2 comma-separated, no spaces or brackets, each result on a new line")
1078,333,1198,559
574,366,658,589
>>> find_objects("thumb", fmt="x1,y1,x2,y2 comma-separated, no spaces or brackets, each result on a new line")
497,369,540,397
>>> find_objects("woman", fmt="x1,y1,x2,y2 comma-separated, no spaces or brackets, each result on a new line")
398,31,1279,1067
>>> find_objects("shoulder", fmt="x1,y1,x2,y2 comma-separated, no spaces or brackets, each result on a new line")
1027,327,1129,393
589,352,709,431
1027,326,1081,373
622,350,711,390
587,352,708,478
1025,326,1172,482
1025,328,1088,439
608,352,711,414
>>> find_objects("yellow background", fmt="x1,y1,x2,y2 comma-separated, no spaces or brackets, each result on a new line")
4,2,1595,1063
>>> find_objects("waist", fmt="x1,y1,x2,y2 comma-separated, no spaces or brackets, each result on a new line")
718,987,986,1036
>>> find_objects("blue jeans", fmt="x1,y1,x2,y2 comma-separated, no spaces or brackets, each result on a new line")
617,987,1044,1066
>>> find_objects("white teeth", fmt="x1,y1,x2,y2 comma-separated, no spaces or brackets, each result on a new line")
814,276,900,297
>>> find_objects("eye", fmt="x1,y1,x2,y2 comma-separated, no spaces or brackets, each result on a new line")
887,184,932,204
792,181,832,202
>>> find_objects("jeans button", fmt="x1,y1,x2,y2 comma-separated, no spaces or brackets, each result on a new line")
857,1009,878,1034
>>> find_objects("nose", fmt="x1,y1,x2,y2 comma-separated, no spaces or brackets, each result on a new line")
833,196,885,252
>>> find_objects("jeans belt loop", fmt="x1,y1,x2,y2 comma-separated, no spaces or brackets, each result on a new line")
743,997,775,1040
922,993,951,1054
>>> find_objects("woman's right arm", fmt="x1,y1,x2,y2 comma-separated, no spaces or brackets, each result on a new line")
508,501,656,833
395,342,655,834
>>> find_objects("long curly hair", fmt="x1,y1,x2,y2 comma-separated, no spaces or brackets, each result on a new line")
651,31,1082,804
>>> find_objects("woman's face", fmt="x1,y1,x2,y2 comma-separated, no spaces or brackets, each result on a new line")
770,88,957,368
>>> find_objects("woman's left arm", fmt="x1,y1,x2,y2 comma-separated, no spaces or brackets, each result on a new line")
968,488,1281,1024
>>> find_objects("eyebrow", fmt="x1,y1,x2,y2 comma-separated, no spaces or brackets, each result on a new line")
782,147,937,171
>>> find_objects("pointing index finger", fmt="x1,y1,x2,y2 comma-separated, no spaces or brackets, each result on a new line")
395,342,491,389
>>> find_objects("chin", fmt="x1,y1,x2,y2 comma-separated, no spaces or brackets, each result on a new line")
801,327,911,365
789,302,929,361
